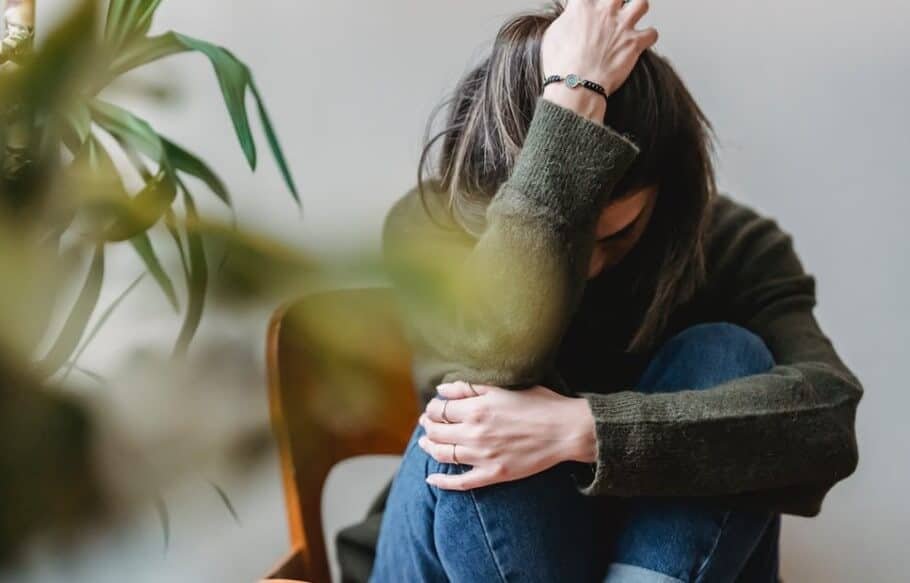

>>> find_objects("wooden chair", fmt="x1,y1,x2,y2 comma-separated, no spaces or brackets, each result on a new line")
260,288,419,583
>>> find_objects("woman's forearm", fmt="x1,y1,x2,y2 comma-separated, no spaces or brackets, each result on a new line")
384,98,640,397
384,1,656,399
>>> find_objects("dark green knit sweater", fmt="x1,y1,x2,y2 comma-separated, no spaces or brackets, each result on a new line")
336,96,862,581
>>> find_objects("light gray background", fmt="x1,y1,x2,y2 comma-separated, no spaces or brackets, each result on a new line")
7,1,908,582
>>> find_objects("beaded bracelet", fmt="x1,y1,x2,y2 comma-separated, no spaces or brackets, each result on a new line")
542,74,609,109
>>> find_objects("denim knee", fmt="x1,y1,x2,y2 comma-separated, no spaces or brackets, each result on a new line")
671,322,773,369
639,322,775,393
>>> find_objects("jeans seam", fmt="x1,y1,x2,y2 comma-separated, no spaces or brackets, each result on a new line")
692,510,731,582
467,487,510,583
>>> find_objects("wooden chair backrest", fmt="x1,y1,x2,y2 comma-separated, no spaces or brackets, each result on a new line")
265,288,419,583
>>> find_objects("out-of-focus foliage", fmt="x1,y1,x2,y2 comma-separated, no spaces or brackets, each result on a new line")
0,0,469,568
0,0,302,562
0,355,103,565
0,0,299,378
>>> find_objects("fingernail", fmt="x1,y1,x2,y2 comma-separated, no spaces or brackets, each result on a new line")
425,476,437,486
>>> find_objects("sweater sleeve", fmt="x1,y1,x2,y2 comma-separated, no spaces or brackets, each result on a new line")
574,199,862,516
382,96,640,401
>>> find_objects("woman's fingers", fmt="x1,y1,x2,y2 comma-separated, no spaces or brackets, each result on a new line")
436,382,474,399
633,26,659,49
602,0,625,14
419,412,464,443
418,434,484,466
435,380,489,399
619,0,657,49
620,0,650,28
425,396,472,423
426,467,500,491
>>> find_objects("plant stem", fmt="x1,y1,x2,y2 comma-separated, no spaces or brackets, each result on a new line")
1,0,35,182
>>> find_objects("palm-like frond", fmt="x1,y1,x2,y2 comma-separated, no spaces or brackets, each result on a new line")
105,31,300,203
3,0,301,368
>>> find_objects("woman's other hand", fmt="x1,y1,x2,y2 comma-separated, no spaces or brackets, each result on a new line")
418,381,597,490
542,0,657,123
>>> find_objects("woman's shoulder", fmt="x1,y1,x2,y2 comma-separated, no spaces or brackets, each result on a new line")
708,191,777,231
703,191,812,290
706,192,800,255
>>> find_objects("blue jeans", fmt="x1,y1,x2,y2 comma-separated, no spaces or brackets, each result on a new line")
369,323,781,583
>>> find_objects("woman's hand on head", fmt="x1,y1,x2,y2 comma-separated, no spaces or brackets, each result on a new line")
417,381,597,491
542,0,658,122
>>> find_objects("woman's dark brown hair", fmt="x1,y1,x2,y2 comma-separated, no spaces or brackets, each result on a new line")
416,1,718,353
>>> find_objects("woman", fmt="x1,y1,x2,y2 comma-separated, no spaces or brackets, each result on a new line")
339,1,863,581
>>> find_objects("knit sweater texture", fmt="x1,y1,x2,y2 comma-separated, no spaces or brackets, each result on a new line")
335,96,863,581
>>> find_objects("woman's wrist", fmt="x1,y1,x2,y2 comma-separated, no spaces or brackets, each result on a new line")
559,395,598,464
542,84,607,125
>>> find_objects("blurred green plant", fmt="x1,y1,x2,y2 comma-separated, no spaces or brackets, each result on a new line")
0,0,304,562
1,0,298,381
0,0,460,566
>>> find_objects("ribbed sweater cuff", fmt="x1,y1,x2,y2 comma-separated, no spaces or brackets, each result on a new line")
495,95,641,228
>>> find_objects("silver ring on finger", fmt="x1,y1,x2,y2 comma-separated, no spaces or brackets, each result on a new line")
466,381,479,397
441,399,452,423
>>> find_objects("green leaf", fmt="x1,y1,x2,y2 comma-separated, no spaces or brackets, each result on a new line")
50,134,113,238
104,32,300,203
130,233,178,310
75,135,123,182
87,102,176,240
88,135,179,310
36,245,105,377
173,186,207,357
104,0,129,42
154,495,170,553
90,99,164,163
105,32,256,167
105,32,187,79
164,208,190,281
102,169,177,241
251,82,300,205
60,273,147,383
104,0,164,51
175,35,256,167
162,137,231,206
61,102,92,149
92,99,233,211
71,365,109,387
208,480,241,525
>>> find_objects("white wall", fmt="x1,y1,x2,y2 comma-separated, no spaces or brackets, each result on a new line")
10,1,908,581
